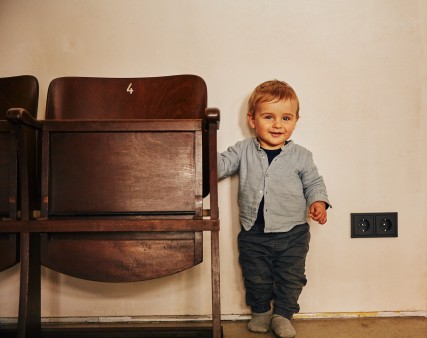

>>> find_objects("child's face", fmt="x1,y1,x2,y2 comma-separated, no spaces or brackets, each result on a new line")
247,99,298,150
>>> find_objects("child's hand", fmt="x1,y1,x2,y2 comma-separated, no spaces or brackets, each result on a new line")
309,201,327,224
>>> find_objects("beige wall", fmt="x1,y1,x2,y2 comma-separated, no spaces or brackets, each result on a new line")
1,0,426,319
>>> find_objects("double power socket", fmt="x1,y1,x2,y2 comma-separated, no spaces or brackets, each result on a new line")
351,212,398,238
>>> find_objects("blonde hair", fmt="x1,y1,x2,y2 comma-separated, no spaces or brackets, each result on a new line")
248,80,300,118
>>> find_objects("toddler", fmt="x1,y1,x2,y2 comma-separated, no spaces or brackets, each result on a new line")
217,80,330,337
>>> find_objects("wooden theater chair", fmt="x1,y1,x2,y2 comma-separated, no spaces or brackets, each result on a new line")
0,75,39,271
14,75,221,338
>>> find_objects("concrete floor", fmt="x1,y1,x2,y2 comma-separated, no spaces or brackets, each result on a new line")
222,317,427,338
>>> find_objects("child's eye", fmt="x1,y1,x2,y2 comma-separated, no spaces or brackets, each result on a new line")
283,116,291,121
264,115,273,120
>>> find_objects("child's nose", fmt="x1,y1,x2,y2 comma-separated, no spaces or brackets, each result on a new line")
273,118,283,128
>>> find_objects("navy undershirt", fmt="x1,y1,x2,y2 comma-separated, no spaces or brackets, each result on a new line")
251,147,282,232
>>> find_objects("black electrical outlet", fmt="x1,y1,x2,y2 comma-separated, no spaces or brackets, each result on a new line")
351,212,398,238
351,213,375,237
375,212,398,237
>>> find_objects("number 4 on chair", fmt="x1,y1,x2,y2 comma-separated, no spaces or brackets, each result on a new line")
127,83,134,94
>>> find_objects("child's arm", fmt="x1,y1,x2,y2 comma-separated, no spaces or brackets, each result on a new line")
217,141,243,179
309,201,327,224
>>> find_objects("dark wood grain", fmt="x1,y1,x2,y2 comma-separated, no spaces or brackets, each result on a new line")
0,75,39,272
13,75,221,338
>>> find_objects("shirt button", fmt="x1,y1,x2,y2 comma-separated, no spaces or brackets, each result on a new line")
259,191,262,194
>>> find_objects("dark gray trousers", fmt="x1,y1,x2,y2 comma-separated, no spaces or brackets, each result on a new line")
238,223,310,319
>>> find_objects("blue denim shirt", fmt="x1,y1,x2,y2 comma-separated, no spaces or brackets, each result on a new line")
218,138,330,233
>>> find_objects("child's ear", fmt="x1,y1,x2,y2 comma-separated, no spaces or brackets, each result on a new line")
247,111,255,128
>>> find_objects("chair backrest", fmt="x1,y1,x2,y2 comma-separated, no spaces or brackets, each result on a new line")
0,75,39,218
46,75,211,197
0,75,39,120
40,75,213,281
46,75,207,120
0,75,38,271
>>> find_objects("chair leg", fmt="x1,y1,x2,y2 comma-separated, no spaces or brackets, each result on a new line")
211,230,221,338
18,232,41,338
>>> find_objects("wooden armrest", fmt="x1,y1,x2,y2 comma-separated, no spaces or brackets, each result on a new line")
6,108,42,129
205,108,220,130
0,219,220,232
